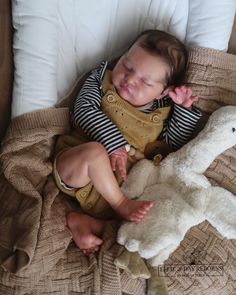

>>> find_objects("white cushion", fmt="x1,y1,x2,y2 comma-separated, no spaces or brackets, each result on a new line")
185,0,236,51
142,0,188,42
11,0,188,117
57,0,189,99
12,0,58,118
11,0,236,118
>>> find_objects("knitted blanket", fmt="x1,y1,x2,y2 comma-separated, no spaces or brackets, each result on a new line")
0,108,145,294
157,47,236,295
0,47,235,295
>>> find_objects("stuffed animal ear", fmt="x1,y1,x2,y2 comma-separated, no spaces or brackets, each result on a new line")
144,141,173,162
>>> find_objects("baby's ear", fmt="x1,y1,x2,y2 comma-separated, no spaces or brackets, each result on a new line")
161,85,175,96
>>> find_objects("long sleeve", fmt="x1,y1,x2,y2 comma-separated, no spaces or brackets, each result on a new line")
73,62,127,154
161,102,202,149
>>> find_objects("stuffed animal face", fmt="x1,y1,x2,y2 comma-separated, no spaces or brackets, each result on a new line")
197,105,236,151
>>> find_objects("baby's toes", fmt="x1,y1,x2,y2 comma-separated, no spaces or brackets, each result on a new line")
141,201,154,211
130,216,143,223
130,211,146,222
82,247,98,255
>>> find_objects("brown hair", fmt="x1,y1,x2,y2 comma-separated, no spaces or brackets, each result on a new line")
133,29,188,87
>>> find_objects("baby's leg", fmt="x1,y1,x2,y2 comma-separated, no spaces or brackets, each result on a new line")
56,142,154,222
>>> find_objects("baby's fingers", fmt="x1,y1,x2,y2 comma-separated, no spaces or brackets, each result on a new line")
169,91,183,104
186,87,193,98
182,95,199,108
110,155,117,171
191,95,199,102
117,158,127,180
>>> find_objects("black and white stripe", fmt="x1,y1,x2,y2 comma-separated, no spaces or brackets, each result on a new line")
73,61,201,154
74,61,127,154
162,104,201,149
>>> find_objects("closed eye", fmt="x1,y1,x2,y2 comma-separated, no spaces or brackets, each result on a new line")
141,79,152,87
123,63,132,72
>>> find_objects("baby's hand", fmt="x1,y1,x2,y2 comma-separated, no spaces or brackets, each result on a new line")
168,85,198,109
110,147,128,180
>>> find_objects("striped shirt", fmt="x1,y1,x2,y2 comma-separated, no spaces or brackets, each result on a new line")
73,61,201,155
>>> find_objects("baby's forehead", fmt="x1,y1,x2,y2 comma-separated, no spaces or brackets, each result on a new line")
125,43,156,60
125,44,171,69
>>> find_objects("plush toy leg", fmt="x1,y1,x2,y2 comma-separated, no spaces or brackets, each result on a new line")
203,186,236,239
114,246,169,295
177,170,211,189
121,159,159,199
147,244,180,267
114,245,151,279
147,266,168,295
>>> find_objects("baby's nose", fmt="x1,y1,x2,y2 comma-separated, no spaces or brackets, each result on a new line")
125,73,137,85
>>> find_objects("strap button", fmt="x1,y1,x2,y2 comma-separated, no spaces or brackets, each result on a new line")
152,114,160,123
107,94,116,103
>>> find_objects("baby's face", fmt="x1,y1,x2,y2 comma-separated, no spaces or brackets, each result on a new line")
112,43,170,107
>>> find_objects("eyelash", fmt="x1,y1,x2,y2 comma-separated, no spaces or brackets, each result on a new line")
123,63,152,86
142,79,152,87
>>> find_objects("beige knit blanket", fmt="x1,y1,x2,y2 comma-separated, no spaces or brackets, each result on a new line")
187,48,236,195
0,47,235,294
160,47,236,295
0,108,145,294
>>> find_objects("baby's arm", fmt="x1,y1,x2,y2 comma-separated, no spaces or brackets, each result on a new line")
73,62,129,178
161,86,201,149
110,146,128,180
73,62,127,155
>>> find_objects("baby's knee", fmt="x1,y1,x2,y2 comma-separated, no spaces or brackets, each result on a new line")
86,141,108,159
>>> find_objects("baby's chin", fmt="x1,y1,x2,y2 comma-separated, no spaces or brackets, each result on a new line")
119,92,133,105
116,87,131,101
114,84,138,106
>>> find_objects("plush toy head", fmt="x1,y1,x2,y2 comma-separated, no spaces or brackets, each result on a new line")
202,105,236,149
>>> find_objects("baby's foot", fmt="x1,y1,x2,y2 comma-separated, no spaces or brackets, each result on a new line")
66,212,106,254
114,197,154,222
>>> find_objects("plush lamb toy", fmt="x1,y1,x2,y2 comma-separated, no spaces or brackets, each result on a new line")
117,105,236,267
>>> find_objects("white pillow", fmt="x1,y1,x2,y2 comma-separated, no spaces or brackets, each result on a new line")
11,0,236,118
12,0,58,118
58,0,189,99
11,0,189,118
142,0,188,42
185,0,236,51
